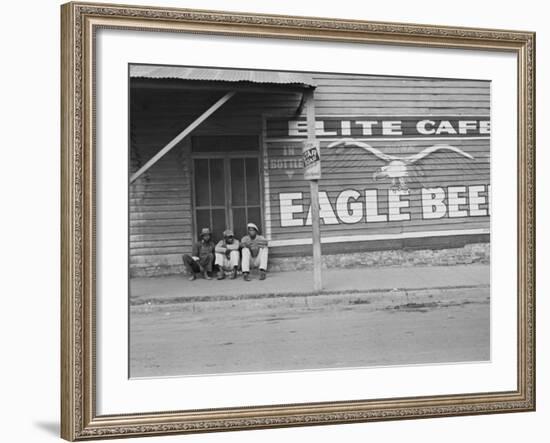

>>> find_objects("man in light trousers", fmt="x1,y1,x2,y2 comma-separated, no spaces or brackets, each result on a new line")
214,229,240,280
240,222,268,281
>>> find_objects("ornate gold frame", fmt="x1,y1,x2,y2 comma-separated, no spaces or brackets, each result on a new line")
61,1,536,440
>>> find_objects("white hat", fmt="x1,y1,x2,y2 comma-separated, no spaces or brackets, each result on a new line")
246,222,259,233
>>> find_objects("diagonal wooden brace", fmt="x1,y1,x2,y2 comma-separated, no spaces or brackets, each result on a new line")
129,91,236,183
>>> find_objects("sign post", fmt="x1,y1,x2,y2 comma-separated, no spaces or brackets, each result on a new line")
303,88,322,292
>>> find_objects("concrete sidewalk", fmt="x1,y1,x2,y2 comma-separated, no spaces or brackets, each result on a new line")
130,264,489,304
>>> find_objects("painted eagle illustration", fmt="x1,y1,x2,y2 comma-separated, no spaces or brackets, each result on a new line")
327,138,475,191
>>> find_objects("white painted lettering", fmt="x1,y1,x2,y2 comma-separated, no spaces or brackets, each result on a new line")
336,189,363,223
422,188,447,219
448,186,468,217
279,193,304,227
355,121,378,136
468,185,488,216
479,120,491,135
388,190,410,221
459,120,478,135
341,120,352,136
382,120,403,135
306,192,339,225
288,120,307,136
417,120,436,135
436,120,457,135
365,190,387,222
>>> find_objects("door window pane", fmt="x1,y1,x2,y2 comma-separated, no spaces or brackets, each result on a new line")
195,209,211,238
230,159,245,206
246,158,260,205
232,208,247,239
194,159,209,207
211,209,226,242
210,159,225,206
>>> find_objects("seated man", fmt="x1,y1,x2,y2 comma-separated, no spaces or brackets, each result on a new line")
214,229,240,280
182,227,215,281
240,222,268,281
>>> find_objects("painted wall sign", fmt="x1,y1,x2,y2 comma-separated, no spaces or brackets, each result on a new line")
302,140,321,180
265,115,490,246
278,185,490,227
266,116,491,139
268,146,303,179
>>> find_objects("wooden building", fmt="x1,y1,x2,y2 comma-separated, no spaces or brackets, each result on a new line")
129,65,490,277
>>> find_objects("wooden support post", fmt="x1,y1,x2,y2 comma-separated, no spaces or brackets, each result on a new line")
129,91,236,184
310,181,322,292
304,88,322,292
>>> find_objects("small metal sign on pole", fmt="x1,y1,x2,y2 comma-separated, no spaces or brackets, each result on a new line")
303,89,322,292
302,140,321,181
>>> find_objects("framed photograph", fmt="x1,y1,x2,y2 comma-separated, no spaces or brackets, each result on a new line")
61,2,536,440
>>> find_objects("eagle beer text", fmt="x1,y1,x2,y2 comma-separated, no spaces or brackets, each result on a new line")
278,185,491,227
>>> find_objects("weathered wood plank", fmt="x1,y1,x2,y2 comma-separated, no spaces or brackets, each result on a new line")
314,78,490,87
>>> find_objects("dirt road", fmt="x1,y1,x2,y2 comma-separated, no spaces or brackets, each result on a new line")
130,287,490,378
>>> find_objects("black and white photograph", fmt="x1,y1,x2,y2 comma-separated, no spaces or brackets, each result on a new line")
2,0,544,440
128,64,491,378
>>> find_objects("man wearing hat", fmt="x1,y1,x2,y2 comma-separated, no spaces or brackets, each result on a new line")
182,227,215,281
214,229,240,280
240,222,268,281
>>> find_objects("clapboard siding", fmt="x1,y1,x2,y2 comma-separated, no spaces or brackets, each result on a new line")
311,75,489,115
129,88,194,273
312,108,490,115
129,71,490,275
129,142,192,271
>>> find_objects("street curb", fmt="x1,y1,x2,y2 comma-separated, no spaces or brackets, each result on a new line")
130,283,490,306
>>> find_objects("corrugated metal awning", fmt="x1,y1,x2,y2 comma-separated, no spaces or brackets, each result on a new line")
130,65,317,88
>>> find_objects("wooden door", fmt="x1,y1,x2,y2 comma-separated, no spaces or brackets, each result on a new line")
192,136,262,242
